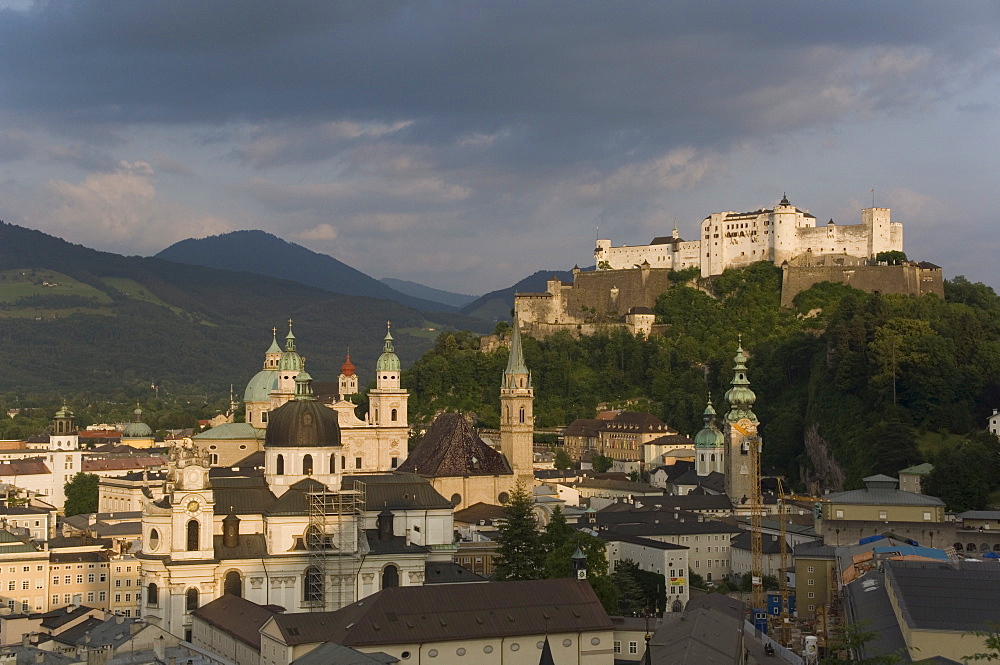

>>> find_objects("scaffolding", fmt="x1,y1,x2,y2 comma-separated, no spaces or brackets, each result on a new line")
306,481,366,611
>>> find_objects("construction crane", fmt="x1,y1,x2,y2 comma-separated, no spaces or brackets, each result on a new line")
776,477,790,646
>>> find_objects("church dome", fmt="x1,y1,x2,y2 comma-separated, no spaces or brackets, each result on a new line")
244,369,278,403
341,354,356,377
264,373,341,448
694,400,724,449
122,407,153,438
376,327,400,372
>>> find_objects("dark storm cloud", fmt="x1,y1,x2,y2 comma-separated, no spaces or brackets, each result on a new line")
3,1,996,163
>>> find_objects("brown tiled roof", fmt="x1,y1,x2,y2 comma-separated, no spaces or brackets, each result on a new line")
343,474,452,511
644,434,695,447
82,457,166,472
453,502,506,525
193,594,283,649
396,413,512,478
563,419,603,438
0,459,50,475
602,412,668,433
270,578,613,646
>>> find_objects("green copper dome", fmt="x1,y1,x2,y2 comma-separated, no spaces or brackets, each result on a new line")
694,398,724,448
122,406,153,438
376,325,401,372
724,342,758,423
278,323,304,372
244,369,279,403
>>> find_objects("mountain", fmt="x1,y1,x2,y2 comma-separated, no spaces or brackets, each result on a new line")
0,222,442,396
380,277,477,309
460,269,577,321
157,231,460,313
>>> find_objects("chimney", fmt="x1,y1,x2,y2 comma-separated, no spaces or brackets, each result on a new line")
114,614,124,624
34,653,44,664
153,636,165,661
21,634,30,648
405,528,411,547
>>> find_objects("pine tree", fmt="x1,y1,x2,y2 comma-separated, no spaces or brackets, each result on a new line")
64,473,99,517
494,481,544,581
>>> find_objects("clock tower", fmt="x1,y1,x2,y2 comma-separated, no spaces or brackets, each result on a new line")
166,440,215,561
723,341,760,514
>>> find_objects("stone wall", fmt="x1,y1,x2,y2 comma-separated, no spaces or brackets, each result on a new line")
781,261,943,307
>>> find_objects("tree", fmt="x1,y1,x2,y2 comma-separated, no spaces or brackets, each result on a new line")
493,482,545,581
553,447,574,470
64,473,99,517
612,560,647,616
964,622,1000,661
875,251,907,265
822,619,904,664
592,455,614,473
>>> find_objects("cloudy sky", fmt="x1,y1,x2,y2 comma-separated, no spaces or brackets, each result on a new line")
1,2,999,295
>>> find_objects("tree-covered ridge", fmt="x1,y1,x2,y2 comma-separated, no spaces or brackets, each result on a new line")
403,263,1000,501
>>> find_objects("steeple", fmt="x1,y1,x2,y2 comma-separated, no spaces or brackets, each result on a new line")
503,318,531,389
376,322,401,373
284,319,296,352
695,394,724,477
278,320,304,373
293,371,315,401
724,339,757,424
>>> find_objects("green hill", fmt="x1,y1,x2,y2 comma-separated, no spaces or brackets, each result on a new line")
0,222,442,397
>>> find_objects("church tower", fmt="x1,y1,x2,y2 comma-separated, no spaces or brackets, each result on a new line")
500,320,534,485
339,353,358,399
723,341,760,510
368,324,408,428
694,396,724,477
273,322,304,408
244,330,282,428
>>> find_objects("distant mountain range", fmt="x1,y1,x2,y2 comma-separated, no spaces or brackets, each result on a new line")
157,231,460,313
0,223,444,395
380,277,476,309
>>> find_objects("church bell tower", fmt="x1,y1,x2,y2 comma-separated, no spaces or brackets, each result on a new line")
500,319,534,485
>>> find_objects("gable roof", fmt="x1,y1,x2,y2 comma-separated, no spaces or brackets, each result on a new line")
343,474,453,511
193,594,284,649
270,578,613,647
649,607,743,664
396,413,512,477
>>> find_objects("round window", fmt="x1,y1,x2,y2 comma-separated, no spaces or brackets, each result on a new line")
148,529,160,551
563,639,572,647
401,652,411,660
591,638,601,646
510,644,519,652
536,641,544,649
427,650,437,658
498,492,510,504
456,648,465,656
483,646,493,654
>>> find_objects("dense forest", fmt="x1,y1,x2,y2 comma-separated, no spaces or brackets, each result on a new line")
403,263,1000,508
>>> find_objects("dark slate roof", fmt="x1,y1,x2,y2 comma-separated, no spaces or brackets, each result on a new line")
794,539,837,558
644,434,695,447
265,398,341,448
0,646,77,665
648,607,743,664
600,533,688,551
671,470,726,494
884,559,1000,632
192,594,284,649
396,413,512,477
94,522,142,537
635,494,733,512
49,551,108,563
53,616,141,648
227,450,265,469
825,486,944,507
47,536,112,550
211,475,278,515
602,412,668,433
684,593,745,621
842,571,910,663
39,605,99,629
453,502,506,525
364,529,430,555
270,578,613,646
342,474,452,511
290,643,397,665
423,561,488,585
266,478,328,516
730,531,786,554
214,533,269,560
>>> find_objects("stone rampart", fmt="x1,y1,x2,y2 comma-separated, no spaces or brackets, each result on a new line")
781,262,943,307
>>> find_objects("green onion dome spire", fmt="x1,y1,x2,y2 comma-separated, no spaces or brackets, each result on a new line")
694,395,724,448
376,322,401,372
724,339,758,423
278,320,304,372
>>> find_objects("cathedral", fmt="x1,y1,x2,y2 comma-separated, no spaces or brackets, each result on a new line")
139,321,537,637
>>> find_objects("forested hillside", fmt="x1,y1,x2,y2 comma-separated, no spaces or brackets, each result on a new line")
403,263,1000,507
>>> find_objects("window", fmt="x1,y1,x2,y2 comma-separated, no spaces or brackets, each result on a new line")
878,510,887,520
613,642,621,654
330,454,336,474
304,567,323,603
99,574,106,583
391,408,397,422
923,511,932,521
185,588,199,612
99,592,106,602
116,579,122,587
51,595,59,605
88,574,94,583
87,592,94,602
276,454,284,475
76,575,83,584
381,564,400,590
64,576,71,584
303,454,313,476
115,594,121,603
629,642,638,654
7,581,13,591
391,457,398,468
835,510,844,519
807,579,814,586
125,593,131,602
145,582,158,606
807,566,814,573
808,592,815,598
187,520,200,551
355,458,362,469
224,571,242,598
22,581,29,590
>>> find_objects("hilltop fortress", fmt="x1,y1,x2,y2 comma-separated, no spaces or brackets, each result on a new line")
516,196,942,337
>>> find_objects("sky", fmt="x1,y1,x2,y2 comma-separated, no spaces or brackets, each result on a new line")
1,2,999,296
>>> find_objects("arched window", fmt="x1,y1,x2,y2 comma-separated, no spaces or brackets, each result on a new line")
341,456,346,471
374,408,379,422
186,587,199,612
186,520,200,551
382,564,399,589
224,571,242,598
303,454,313,476
955,542,964,551
147,583,158,606
391,408,397,422
209,453,218,465
330,454,336,474
519,407,525,423
304,566,323,603
710,454,716,462
969,542,978,552
276,454,284,475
